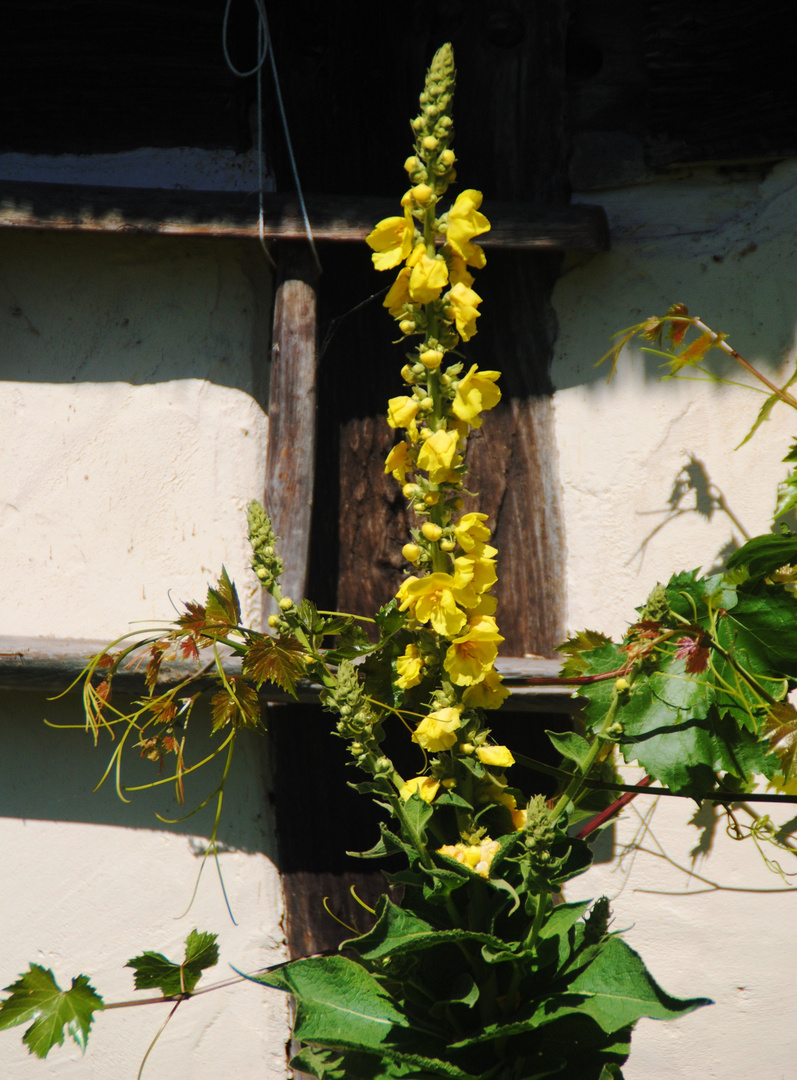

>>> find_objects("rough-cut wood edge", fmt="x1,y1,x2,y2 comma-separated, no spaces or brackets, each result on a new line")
0,181,609,251
0,636,579,710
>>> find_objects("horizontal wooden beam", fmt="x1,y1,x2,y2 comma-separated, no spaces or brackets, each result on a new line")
0,181,609,252
0,636,578,713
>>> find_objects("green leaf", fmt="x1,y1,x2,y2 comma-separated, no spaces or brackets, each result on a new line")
726,533,797,578
547,730,592,767
0,965,103,1058
210,678,261,731
127,929,218,996
566,936,711,1033
344,896,512,962
205,566,241,628
256,955,473,1075
555,629,613,678
243,635,305,697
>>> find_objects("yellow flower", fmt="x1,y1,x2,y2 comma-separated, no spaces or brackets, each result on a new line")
396,573,468,636
396,644,424,689
384,266,412,318
407,243,450,303
463,667,511,709
437,837,500,878
452,365,502,427
385,442,413,485
454,512,491,552
366,207,415,270
400,775,440,803
444,615,504,686
476,744,515,768
447,252,475,288
453,553,498,605
413,706,461,752
445,282,483,342
416,428,460,483
446,189,490,269
387,396,420,438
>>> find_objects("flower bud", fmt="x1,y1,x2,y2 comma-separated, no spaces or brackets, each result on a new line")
402,542,422,563
459,742,475,755
439,126,454,139
422,135,438,152
419,427,433,441
419,348,443,370
400,364,416,383
422,522,443,542
399,319,416,335
615,677,630,693
411,183,433,206
404,155,421,172
279,597,294,611
418,396,433,411
423,492,440,506
267,615,280,629
403,483,420,499
440,539,455,552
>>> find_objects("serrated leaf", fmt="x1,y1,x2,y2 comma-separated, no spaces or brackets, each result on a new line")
205,566,241,628
127,929,218,996
736,366,797,449
726,532,797,578
555,629,613,678
210,678,261,731
0,965,103,1058
243,635,305,697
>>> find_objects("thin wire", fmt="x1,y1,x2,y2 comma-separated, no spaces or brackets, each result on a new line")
222,0,321,273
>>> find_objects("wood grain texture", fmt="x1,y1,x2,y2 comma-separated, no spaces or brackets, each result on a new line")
266,243,319,607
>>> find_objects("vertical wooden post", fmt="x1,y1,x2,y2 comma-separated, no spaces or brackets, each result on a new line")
265,242,319,608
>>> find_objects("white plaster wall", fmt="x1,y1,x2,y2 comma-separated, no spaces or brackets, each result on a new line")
0,230,290,1075
553,160,797,1078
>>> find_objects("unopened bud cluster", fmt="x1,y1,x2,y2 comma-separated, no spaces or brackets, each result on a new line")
247,500,284,595
405,43,457,193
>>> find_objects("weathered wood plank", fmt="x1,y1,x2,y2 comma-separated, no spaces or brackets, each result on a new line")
0,181,608,252
264,243,319,609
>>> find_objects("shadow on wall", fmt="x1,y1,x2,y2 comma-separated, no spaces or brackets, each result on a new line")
0,229,272,405
0,689,277,859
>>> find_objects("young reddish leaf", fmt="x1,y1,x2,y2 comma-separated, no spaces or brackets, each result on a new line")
764,702,797,788
210,679,261,731
674,635,711,674
205,567,241,629
0,965,103,1058
669,331,723,373
145,641,169,693
179,636,200,662
623,621,663,662
243,636,306,698
178,600,208,636
127,930,219,997
639,316,665,344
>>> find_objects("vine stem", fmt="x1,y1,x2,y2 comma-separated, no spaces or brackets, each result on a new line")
692,317,797,411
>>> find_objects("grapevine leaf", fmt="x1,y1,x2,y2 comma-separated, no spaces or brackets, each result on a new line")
210,678,261,731
555,629,613,678
127,929,218,997
736,366,797,449
0,965,103,1058
178,600,208,635
205,566,241,628
242,635,305,697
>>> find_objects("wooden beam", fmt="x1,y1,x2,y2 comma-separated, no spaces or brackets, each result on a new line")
0,635,574,708
0,181,608,252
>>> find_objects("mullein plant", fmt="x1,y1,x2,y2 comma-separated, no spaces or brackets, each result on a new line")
243,45,708,1080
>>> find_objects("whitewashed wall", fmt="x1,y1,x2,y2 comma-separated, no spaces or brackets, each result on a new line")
0,229,289,1077
553,160,797,1078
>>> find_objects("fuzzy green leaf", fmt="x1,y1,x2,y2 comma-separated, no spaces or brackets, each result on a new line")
344,896,512,962
0,965,103,1058
127,929,218,996
547,730,592,767
566,936,711,1033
